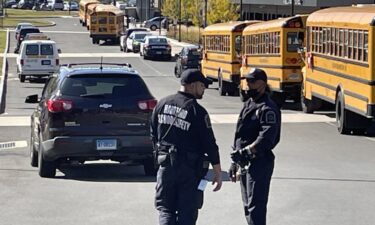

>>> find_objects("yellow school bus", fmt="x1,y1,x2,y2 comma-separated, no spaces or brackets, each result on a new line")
241,15,307,103
79,0,99,26
302,5,375,134
88,4,125,44
201,21,259,96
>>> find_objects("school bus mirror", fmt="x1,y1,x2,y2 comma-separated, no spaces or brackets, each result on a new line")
297,47,306,53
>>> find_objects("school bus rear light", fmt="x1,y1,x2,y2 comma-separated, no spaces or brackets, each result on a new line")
286,58,297,64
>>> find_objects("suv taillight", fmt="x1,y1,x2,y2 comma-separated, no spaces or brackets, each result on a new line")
138,99,157,111
47,99,73,113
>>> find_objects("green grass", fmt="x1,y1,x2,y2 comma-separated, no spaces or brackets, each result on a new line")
0,18,52,27
0,30,6,74
4,9,78,17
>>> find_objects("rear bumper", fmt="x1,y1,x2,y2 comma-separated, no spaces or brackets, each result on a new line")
20,69,56,76
42,136,153,161
144,49,171,58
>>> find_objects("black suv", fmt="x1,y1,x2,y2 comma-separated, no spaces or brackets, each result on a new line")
25,63,157,178
174,46,202,78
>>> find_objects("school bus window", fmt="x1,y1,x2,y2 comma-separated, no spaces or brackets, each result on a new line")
348,30,353,59
358,31,363,61
98,17,107,24
353,30,358,60
235,35,241,55
109,17,114,24
364,32,368,61
91,16,97,24
287,32,303,52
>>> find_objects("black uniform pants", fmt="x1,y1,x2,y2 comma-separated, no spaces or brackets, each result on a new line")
240,157,274,225
155,163,203,225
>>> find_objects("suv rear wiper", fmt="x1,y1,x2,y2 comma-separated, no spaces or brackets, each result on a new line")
80,94,107,98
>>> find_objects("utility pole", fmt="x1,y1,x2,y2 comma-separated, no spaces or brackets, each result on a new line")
240,0,243,21
291,0,295,16
178,0,182,42
204,0,207,27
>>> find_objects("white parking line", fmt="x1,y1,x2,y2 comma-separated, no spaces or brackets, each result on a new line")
0,141,28,150
365,137,375,142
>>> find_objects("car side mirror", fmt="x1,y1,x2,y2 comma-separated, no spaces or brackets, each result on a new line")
25,94,39,103
58,49,62,54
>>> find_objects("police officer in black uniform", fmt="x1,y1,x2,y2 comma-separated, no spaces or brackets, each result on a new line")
150,69,222,225
229,68,281,225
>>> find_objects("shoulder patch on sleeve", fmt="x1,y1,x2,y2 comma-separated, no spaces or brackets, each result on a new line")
205,114,212,128
265,111,276,124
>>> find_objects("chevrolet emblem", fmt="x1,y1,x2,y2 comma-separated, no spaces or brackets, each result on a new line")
99,104,112,109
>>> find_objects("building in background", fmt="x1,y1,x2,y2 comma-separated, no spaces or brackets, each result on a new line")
232,0,375,20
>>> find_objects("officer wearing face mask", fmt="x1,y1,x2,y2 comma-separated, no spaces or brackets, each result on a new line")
229,68,281,225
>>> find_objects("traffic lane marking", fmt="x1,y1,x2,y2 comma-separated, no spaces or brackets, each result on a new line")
0,117,30,126
0,141,27,150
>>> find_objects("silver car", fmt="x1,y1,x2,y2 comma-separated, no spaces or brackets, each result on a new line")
143,17,166,31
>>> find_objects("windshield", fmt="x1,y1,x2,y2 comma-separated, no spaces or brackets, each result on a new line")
134,33,149,40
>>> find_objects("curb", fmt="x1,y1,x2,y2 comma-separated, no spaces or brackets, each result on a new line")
0,29,10,114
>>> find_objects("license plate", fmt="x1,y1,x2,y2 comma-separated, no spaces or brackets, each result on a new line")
96,139,117,150
42,60,51,65
156,51,162,54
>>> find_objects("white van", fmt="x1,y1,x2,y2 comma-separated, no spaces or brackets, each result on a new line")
17,40,61,83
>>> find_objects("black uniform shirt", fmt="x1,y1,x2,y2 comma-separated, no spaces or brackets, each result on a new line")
150,91,220,165
233,94,281,158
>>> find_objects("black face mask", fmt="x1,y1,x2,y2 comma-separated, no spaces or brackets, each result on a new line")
247,89,260,98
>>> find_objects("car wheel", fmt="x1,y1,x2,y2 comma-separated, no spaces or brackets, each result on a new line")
150,25,157,31
38,135,56,178
143,158,157,176
20,74,25,83
30,134,38,167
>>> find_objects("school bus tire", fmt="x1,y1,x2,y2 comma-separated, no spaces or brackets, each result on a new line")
218,72,227,96
335,91,350,134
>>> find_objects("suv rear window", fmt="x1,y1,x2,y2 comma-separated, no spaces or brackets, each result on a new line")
26,44,39,55
149,38,168,44
41,44,53,55
60,75,149,97
20,28,40,36
188,49,201,58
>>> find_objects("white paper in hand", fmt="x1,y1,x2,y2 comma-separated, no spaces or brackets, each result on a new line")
197,179,208,191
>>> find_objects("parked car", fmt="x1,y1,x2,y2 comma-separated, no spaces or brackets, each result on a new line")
174,46,202,78
140,36,171,60
17,40,61,82
47,0,63,10
15,27,41,53
143,17,166,31
119,27,148,52
124,31,151,53
25,63,157,178
15,22,33,40
63,1,78,10
17,0,35,9
4,0,18,8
